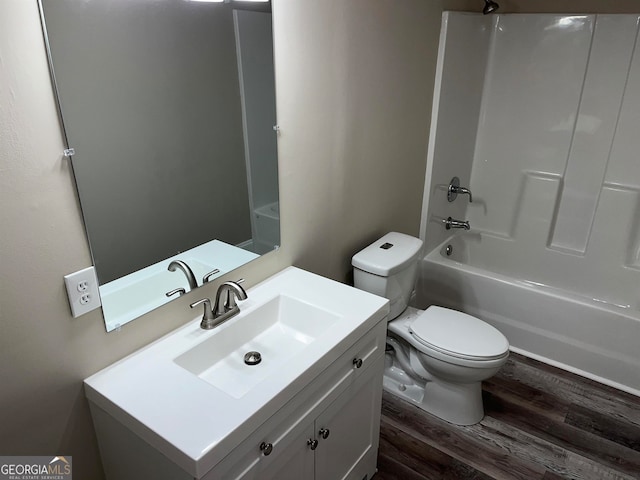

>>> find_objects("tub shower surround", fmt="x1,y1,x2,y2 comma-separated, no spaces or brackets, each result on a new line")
420,12,640,395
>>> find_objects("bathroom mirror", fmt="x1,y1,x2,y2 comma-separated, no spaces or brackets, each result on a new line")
39,0,279,331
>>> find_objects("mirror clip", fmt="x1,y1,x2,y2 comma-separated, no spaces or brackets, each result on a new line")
63,147,76,157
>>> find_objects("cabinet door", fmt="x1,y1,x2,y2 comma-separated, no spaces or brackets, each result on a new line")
314,355,384,480
222,423,315,480
259,423,315,480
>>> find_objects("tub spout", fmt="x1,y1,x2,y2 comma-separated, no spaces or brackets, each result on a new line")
444,217,470,230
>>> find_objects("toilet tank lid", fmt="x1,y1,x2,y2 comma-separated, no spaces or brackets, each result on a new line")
352,232,423,276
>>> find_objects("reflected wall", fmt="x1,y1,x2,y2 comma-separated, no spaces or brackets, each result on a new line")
42,0,252,284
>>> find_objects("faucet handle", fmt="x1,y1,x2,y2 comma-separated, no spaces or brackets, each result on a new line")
447,176,473,203
224,281,248,310
457,187,473,203
166,288,186,298
202,269,221,284
190,298,215,329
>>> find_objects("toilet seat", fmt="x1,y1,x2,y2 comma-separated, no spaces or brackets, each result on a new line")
409,306,509,361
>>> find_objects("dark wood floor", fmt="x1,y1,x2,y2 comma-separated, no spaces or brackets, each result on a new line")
375,352,640,480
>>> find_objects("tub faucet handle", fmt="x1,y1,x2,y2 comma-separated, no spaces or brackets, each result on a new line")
448,177,473,203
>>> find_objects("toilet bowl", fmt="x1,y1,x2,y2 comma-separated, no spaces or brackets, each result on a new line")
352,232,510,425
384,306,508,425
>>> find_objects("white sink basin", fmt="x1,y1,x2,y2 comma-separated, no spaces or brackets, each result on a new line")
174,295,339,398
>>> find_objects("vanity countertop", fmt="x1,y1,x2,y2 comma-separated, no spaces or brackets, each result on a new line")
84,266,389,478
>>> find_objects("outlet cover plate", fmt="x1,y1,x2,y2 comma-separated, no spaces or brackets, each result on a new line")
64,266,102,318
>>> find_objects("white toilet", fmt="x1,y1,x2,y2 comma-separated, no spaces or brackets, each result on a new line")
352,232,509,425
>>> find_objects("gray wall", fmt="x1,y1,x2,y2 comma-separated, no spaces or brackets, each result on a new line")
2,0,639,478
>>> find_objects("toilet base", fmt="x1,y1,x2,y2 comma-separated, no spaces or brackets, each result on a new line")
383,352,485,426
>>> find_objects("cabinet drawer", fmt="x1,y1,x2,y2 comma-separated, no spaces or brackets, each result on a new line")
204,319,387,480
350,319,386,377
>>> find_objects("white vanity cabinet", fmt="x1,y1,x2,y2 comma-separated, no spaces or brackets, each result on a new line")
85,267,390,480
205,321,386,480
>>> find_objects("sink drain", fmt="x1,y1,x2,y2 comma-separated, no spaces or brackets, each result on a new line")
244,351,262,365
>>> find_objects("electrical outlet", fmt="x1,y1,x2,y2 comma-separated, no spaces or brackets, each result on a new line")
64,266,102,318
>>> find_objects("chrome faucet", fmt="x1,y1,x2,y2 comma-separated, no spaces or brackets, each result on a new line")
447,177,473,203
191,281,248,330
444,216,470,230
215,281,247,313
167,260,198,291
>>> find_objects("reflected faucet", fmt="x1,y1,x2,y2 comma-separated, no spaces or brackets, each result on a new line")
165,287,186,298
202,269,221,284
168,260,198,291
444,217,471,230
191,281,248,330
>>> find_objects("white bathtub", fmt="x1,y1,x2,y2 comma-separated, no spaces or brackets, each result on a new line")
417,232,640,396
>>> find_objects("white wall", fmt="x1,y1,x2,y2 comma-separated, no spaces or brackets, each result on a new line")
272,0,441,282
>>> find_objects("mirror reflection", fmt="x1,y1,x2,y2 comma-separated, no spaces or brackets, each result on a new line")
39,0,279,331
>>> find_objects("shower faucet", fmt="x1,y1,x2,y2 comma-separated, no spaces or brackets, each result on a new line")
444,217,470,230
447,177,473,203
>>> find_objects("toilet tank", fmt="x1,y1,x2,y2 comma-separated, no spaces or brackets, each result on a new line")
352,232,423,319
